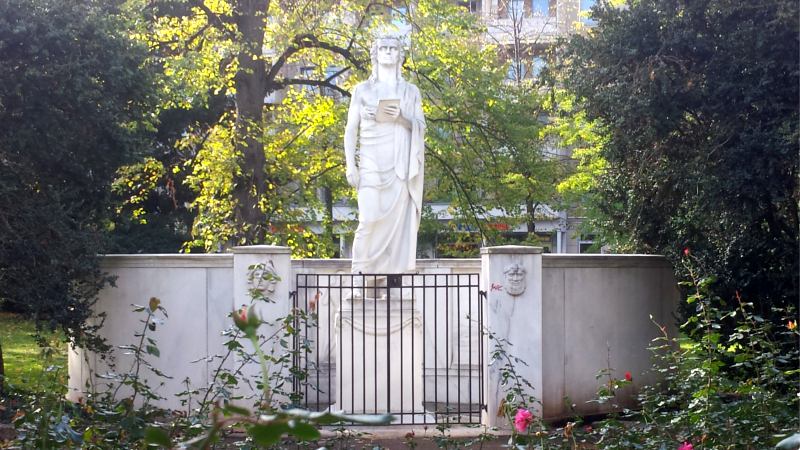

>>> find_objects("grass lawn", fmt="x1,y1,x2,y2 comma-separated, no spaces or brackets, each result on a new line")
0,312,68,390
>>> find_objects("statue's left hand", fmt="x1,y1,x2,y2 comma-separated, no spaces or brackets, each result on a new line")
381,104,401,121
381,104,412,130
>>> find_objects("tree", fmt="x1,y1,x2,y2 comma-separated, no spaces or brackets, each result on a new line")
556,0,798,327
0,0,158,377
124,0,374,250
408,1,561,254
109,93,232,254
124,0,561,257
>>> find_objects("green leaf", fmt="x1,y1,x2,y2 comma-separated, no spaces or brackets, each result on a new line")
146,345,160,357
222,404,251,416
248,422,290,446
144,427,173,448
287,422,320,440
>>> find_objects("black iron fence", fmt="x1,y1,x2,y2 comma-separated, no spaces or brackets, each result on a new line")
291,273,485,425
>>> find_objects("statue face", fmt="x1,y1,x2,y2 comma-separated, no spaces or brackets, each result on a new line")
377,39,400,66
504,263,527,296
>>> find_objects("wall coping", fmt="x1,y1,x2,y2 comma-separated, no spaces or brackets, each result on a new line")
480,245,544,255
100,253,671,270
542,254,673,269
291,258,482,270
232,245,292,254
100,254,233,269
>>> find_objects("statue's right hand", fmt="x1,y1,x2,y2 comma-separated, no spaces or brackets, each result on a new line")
346,166,360,188
360,107,377,120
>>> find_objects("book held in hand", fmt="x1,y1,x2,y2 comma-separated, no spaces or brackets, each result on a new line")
375,99,400,122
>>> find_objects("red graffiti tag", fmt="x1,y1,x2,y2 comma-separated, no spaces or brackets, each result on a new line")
491,284,504,291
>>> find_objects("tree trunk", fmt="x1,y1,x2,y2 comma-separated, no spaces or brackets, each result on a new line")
231,0,271,244
526,197,537,235
0,341,5,395
324,186,333,237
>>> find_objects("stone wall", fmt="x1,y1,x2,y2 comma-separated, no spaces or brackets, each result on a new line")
540,254,679,420
67,247,679,423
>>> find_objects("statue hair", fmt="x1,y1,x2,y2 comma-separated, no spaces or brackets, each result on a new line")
369,35,405,83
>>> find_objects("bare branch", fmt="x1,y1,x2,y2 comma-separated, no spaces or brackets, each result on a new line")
274,78,351,97
188,0,236,38
266,33,365,86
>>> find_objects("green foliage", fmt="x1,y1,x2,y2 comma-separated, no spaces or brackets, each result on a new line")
0,0,159,349
117,0,561,254
587,257,799,450
109,94,233,253
12,348,84,449
120,0,378,250
410,0,562,244
555,0,799,334
0,315,67,389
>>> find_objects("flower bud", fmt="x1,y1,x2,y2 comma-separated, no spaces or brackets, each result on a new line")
233,305,261,332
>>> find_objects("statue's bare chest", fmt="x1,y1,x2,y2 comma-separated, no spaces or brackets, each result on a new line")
359,83,400,107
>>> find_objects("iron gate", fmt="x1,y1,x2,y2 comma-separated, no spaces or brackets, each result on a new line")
291,273,485,425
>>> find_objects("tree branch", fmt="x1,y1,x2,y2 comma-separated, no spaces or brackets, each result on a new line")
273,78,351,98
188,0,236,38
267,33,366,83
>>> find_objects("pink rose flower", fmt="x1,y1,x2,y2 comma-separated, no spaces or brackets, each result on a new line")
514,409,533,433
679,442,693,450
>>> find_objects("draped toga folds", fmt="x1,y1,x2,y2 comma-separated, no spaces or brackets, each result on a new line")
351,81,425,274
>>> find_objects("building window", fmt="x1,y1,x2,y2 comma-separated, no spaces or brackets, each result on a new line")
507,59,525,80
508,0,525,19
299,66,315,93
299,66,314,78
463,0,481,13
531,0,548,16
322,66,341,97
579,234,599,253
392,5,407,27
531,57,545,78
581,0,597,23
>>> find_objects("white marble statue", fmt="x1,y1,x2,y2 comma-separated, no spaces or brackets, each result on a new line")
345,35,426,274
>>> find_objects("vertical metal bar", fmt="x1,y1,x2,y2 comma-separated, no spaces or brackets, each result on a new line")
304,275,310,407
399,276,404,422
468,274,473,419
479,283,485,415
422,274,427,420
350,275,355,414
386,275,391,416
361,276,367,412
291,285,297,402
433,274,439,418
315,275,321,410
373,275,378,414
445,273,450,419
339,274,343,413
411,274,416,424
457,273,462,422
330,274,336,411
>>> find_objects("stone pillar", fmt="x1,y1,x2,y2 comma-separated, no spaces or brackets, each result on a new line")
481,246,543,428
232,245,293,404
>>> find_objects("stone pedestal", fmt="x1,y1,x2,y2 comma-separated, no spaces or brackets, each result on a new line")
335,285,424,417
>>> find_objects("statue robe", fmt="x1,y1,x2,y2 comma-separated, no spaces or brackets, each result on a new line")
351,81,425,274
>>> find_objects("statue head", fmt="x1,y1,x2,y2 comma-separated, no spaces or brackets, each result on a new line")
504,263,527,296
369,34,405,82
